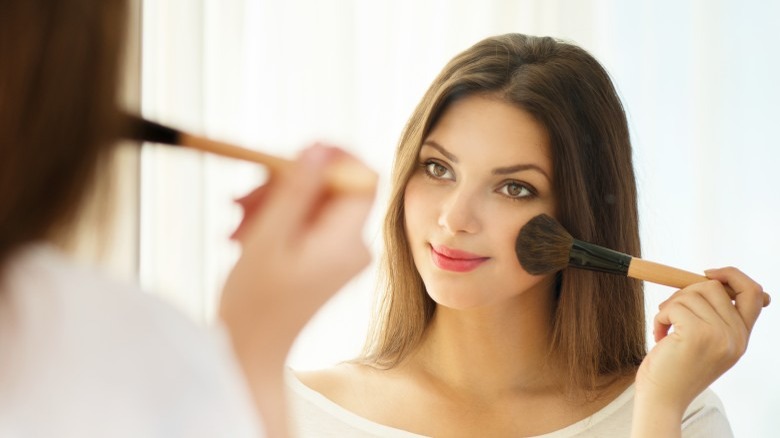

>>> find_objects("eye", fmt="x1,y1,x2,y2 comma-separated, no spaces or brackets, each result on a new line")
422,160,454,180
497,181,534,199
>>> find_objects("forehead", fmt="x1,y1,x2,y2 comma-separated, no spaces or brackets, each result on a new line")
424,94,551,170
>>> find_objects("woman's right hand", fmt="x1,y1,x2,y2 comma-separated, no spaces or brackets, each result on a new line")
218,144,376,436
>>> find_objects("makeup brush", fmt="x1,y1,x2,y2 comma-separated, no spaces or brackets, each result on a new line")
121,113,377,195
515,214,770,306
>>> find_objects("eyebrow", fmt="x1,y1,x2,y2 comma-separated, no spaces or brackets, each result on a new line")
421,140,551,181
422,140,458,162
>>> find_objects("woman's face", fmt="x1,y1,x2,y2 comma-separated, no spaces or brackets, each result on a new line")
404,94,556,310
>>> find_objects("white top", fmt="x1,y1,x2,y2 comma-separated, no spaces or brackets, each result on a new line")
286,368,733,437
0,244,263,437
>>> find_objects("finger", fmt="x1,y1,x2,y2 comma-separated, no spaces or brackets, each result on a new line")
654,291,720,344
660,281,748,338
705,267,770,308
705,267,766,332
309,157,376,237
653,316,671,343
304,146,377,240
243,144,333,246
720,285,771,308
310,194,375,263
234,183,270,211
307,162,377,268
653,281,732,342
230,184,271,241
693,281,750,336
654,291,690,342
671,288,724,324
653,300,694,342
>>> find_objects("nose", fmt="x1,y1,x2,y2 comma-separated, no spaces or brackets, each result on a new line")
437,187,481,235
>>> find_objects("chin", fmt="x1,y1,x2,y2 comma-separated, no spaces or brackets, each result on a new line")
424,283,493,310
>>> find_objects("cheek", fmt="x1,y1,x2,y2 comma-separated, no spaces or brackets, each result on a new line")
488,222,554,300
488,210,552,280
489,222,527,278
488,209,533,259
403,177,433,240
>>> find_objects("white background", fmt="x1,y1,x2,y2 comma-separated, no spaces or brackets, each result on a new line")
140,1,779,435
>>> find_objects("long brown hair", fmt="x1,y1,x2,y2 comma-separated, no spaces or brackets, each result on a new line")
0,0,128,266
362,33,645,391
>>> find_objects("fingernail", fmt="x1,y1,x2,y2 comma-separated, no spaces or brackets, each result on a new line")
232,196,249,209
301,144,332,168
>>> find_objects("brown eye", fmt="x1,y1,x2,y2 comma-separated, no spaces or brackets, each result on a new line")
424,161,453,180
507,183,523,196
499,181,533,199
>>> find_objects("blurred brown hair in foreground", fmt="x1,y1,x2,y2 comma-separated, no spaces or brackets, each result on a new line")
0,0,128,266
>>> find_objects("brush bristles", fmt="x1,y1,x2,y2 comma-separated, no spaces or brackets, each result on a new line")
121,113,180,145
515,214,573,275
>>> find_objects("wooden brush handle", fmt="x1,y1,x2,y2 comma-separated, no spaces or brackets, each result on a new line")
180,133,377,195
628,258,770,307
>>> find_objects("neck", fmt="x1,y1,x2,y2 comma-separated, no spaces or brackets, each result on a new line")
409,281,562,399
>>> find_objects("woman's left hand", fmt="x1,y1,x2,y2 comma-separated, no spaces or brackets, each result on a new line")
632,267,768,436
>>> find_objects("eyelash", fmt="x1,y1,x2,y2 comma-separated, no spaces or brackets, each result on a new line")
418,159,537,201
420,159,453,180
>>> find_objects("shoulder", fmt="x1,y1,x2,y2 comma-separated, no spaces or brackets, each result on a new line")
4,243,198,333
681,388,732,436
0,244,260,436
288,361,420,421
5,243,248,382
292,362,382,406
286,364,430,438
687,387,727,415
3,243,202,351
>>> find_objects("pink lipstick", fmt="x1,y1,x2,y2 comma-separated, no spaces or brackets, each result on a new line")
429,244,489,273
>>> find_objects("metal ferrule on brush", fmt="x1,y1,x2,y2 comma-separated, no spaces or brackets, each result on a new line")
569,239,631,275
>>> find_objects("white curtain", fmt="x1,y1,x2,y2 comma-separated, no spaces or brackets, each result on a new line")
141,1,779,435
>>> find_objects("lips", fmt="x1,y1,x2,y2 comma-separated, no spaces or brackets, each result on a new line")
429,244,489,273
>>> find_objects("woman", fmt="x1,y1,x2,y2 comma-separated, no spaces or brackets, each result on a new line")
287,34,767,437
0,1,375,437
